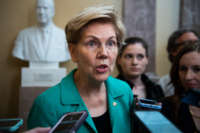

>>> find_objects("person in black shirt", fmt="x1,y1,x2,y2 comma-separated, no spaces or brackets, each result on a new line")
161,41,200,133
116,37,164,101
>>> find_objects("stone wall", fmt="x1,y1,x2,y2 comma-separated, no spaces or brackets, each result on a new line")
123,0,156,72
180,0,200,34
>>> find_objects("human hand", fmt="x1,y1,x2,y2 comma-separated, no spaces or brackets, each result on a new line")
23,127,51,133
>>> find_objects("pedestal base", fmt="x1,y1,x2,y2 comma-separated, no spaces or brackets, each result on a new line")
19,67,67,130
19,86,49,131
21,67,66,87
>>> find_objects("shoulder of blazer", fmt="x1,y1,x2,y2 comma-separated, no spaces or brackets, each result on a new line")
106,76,132,97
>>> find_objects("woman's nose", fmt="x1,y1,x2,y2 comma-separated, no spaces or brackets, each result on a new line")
185,69,195,80
97,45,108,58
131,56,138,65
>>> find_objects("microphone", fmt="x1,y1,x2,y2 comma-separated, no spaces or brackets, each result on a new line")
133,111,182,133
49,111,88,133
181,88,200,107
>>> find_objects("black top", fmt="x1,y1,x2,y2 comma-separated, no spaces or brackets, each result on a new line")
116,74,164,101
161,95,199,133
92,111,112,133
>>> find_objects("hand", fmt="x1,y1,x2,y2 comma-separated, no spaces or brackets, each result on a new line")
23,127,51,133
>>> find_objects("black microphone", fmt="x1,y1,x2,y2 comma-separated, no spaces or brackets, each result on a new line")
49,111,88,133
182,88,200,107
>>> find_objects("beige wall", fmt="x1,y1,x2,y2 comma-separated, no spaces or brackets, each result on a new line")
0,0,122,117
156,0,180,76
0,0,179,117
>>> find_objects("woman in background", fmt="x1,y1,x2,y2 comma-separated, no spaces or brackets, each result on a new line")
161,41,200,133
116,37,164,101
158,29,199,97
27,6,134,133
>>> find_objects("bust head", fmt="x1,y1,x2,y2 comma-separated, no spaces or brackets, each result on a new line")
36,0,55,26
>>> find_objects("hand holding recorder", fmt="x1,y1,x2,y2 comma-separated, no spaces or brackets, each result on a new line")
49,111,88,133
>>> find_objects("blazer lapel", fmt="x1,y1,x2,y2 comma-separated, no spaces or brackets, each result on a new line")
60,70,97,133
106,76,124,133
108,94,119,132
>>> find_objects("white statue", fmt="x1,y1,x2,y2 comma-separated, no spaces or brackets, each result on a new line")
13,0,70,67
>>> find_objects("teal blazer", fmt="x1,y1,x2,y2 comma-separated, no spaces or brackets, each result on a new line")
28,69,134,133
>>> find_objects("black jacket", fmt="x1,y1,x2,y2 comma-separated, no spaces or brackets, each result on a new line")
161,95,199,133
116,74,164,101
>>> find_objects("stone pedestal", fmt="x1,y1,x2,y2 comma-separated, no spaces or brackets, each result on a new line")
19,86,48,131
21,67,66,87
19,67,67,130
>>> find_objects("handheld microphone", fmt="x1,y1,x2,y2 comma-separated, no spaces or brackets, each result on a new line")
133,111,182,133
49,111,88,133
181,88,200,107
137,98,162,110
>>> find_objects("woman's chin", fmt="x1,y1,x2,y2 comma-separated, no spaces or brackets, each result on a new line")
94,73,110,82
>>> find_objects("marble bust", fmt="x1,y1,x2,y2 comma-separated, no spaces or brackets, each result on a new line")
13,0,70,65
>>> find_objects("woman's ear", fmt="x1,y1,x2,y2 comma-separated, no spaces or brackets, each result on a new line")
69,44,78,62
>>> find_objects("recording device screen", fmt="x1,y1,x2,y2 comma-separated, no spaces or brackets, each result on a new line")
50,111,88,133
0,118,23,132
0,120,20,126
53,114,82,132
138,98,162,110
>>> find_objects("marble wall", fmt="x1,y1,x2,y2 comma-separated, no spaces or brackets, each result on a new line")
123,0,156,72
180,0,200,34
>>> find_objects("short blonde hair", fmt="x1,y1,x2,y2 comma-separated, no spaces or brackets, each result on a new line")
65,5,125,46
